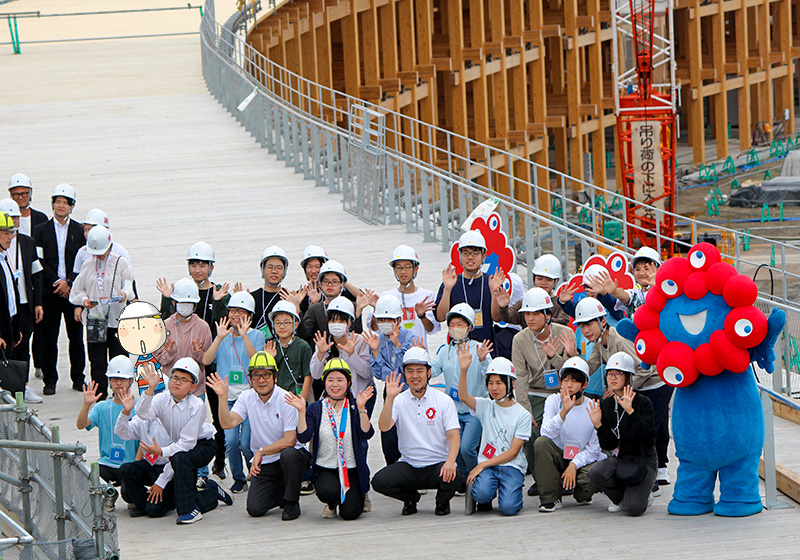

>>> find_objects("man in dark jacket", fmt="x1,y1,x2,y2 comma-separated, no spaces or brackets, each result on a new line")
33,184,85,395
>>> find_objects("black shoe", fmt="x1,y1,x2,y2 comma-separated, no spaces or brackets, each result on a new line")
434,502,451,516
401,501,418,516
300,480,315,495
72,382,85,392
455,481,467,496
43,385,56,396
527,482,539,496
230,480,247,494
476,502,493,512
129,508,147,518
281,501,301,521
212,465,226,480
562,487,574,496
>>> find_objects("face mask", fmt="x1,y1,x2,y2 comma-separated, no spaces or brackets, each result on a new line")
328,323,348,338
176,303,195,317
449,327,469,341
378,323,394,336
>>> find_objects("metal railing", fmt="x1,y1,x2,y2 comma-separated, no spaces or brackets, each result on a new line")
0,392,119,559
200,0,800,396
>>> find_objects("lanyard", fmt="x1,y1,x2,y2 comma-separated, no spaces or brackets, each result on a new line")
95,259,107,293
198,288,212,323
460,274,484,315
612,399,625,439
109,402,124,447
258,289,280,328
231,335,248,375
532,333,551,372
277,339,302,390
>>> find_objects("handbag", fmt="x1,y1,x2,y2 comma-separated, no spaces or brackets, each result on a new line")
614,442,648,486
0,348,28,396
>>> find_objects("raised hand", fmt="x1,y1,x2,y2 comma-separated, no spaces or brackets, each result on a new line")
264,339,277,357
212,282,231,301
457,342,473,371
556,330,577,357
615,385,636,414
162,338,176,353
489,267,506,293
476,340,493,361
82,381,101,405
236,315,252,336
596,269,618,296
559,284,576,304
336,332,357,355
442,264,458,289
307,281,322,304
411,336,425,349
385,371,405,398
414,296,435,318
388,321,401,347
560,385,577,415
283,391,306,413
587,399,602,428
233,281,244,293
191,337,204,354
366,291,379,308
541,336,558,359
215,317,232,339
206,372,229,399
155,277,173,298
361,329,380,352
356,386,375,410
142,362,160,390
314,330,334,358
280,287,305,308
120,386,136,414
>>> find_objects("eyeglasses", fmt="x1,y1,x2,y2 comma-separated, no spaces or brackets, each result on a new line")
321,279,341,286
249,372,273,381
263,265,284,272
393,264,415,272
273,321,294,328
606,371,626,378
460,248,483,256
9,191,29,198
170,375,194,385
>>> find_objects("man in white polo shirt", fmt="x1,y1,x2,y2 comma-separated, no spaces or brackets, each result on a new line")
372,347,462,516
208,351,312,521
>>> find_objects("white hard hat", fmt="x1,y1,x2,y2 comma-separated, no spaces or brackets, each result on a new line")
187,241,215,263
300,245,329,268
0,198,21,218
519,287,553,313
260,245,289,269
458,230,487,252
8,173,32,190
631,247,661,268
326,296,355,320
560,356,590,383
374,294,403,320
607,351,636,375
533,254,562,280
227,291,255,314
574,297,607,324
170,357,200,384
389,245,420,267
105,355,135,379
86,226,113,256
269,300,300,324
484,357,517,380
402,346,430,368
119,301,161,321
582,264,608,285
171,277,201,303
52,183,76,204
319,259,348,284
446,303,476,328
83,208,109,228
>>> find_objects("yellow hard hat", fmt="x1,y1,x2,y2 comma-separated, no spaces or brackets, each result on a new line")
0,212,15,231
249,351,277,372
322,358,351,381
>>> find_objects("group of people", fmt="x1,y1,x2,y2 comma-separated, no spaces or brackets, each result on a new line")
3,171,672,524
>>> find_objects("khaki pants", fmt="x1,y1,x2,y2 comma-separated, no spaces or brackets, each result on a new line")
533,436,597,504
523,395,547,475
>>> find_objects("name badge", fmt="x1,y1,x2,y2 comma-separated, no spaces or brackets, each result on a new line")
230,370,244,384
144,452,159,465
544,369,559,389
564,441,580,460
98,297,110,306
482,443,496,459
259,324,272,339
109,447,125,462
473,311,484,328
448,386,460,402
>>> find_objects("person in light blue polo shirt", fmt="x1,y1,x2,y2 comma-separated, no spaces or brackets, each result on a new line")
76,355,139,512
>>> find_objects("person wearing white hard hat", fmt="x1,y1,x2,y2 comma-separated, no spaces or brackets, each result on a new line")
493,254,571,328
435,230,495,349
363,294,415,393
69,226,135,401
33,183,86,395
367,245,440,349
8,173,47,236
510,287,577,495
0,199,44,403
265,301,313,400
127,359,232,523
558,262,626,325
244,245,290,341
76,355,139,512
593,246,661,320
202,291,265,494
533,357,603,512
587,351,658,516
372,347,463,516
430,303,492,485
296,244,328,316
457,353,531,516
72,208,133,278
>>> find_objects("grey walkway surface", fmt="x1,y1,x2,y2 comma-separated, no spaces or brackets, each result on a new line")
2,2,800,558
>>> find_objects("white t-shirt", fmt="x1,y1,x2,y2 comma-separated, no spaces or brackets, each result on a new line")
472,397,531,474
231,387,303,464
369,286,441,349
392,386,459,468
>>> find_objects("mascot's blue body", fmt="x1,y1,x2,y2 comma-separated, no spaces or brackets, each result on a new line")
617,242,785,516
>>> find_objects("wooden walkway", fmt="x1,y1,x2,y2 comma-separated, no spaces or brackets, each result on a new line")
2,2,800,558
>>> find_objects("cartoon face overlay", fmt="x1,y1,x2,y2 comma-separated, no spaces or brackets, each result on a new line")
118,316,168,355
631,243,768,388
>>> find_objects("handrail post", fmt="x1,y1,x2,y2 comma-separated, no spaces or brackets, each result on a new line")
52,426,67,558
15,392,33,534
90,462,106,558
760,390,790,510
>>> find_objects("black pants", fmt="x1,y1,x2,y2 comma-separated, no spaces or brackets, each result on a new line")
10,304,34,379
246,447,311,517
640,385,674,469
98,464,122,486
119,461,177,517
372,461,462,507
41,294,85,389
206,377,226,472
588,452,658,517
315,467,364,520
380,426,401,465
86,327,126,400
493,326,516,360
31,315,43,370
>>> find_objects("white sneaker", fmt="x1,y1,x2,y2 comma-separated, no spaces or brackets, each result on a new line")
538,501,562,513
608,502,623,513
362,494,372,513
647,494,654,508
24,386,43,404
657,467,671,485
322,505,337,518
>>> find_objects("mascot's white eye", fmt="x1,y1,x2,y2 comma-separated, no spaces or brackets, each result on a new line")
734,318,753,337
661,279,678,296
690,250,706,269
636,339,646,355
662,366,684,386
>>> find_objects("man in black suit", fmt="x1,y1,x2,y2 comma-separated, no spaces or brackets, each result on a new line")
0,213,20,361
33,184,85,396
9,173,48,379
0,198,44,403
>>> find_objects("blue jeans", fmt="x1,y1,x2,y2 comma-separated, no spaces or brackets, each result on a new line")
457,412,482,476
225,400,253,483
471,465,525,516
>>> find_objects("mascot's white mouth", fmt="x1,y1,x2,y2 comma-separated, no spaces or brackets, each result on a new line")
678,309,707,336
